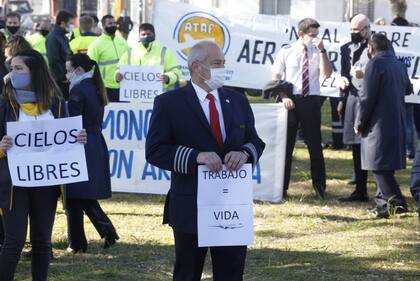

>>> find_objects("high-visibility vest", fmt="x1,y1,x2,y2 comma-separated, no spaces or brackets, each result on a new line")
72,27,81,39
26,32,48,64
118,41,184,91
70,34,97,54
87,33,128,89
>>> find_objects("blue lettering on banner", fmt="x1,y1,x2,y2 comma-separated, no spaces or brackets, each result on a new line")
109,149,133,179
142,162,171,180
102,109,153,140
252,162,261,184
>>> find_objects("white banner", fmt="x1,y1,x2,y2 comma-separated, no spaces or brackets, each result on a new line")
103,102,287,202
119,65,163,102
197,164,253,247
7,116,88,187
153,0,420,103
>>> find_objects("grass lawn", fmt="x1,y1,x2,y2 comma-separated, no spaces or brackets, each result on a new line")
14,99,420,281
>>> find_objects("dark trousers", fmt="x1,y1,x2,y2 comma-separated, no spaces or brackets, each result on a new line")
57,81,69,100
106,88,120,103
0,215,4,245
373,171,407,209
321,97,343,148
0,187,58,281
352,144,368,195
66,198,116,250
284,95,326,191
173,231,246,281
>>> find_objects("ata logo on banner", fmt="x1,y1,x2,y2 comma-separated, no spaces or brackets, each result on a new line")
172,11,231,61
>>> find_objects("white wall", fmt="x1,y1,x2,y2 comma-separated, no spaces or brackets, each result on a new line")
28,0,50,14
315,0,345,22
290,0,316,19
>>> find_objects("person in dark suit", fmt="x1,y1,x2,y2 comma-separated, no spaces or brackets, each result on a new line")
65,53,119,252
46,10,75,100
146,41,265,281
337,14,371,202
355,33,410,219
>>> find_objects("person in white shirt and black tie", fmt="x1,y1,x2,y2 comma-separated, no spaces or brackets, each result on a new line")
272,18,332,199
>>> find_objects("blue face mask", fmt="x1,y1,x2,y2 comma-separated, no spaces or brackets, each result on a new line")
139,34,155,48
10,72,31,89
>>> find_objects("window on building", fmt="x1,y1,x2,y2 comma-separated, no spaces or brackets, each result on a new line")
350,0,374,21
260,0,291,15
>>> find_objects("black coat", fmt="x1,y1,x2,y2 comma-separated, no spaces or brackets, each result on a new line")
65,78,111,199
46,25,71,83
0,95,67,209
355,51,411,171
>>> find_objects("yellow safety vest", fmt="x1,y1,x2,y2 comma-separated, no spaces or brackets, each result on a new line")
26,32,48,64
87,34,128,89
72,27,81,39
70,34,97,54
118,41,184,91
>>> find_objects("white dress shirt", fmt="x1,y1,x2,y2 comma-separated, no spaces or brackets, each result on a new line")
191,82,226,142
272,41,321,96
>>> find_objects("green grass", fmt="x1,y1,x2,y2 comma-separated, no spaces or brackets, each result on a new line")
14,100,420,281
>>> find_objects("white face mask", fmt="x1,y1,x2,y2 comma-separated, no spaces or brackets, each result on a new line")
200,63,226,90
66,23,75,33
303,36,314,48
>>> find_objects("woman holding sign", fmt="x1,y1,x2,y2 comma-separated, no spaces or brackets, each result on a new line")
0,49,87,281
65,53,119,253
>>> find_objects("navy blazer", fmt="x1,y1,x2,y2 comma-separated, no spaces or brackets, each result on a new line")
145,82,265,234
66,78,111,200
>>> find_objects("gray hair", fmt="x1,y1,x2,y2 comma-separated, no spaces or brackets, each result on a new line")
187,41,218,72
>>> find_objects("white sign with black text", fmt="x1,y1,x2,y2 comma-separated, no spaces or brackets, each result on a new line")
197,164,254,247
119,65,163,102
6,116,88,187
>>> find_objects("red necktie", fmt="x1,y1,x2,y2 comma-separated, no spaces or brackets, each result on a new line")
302,47,310,96
207,93,223,147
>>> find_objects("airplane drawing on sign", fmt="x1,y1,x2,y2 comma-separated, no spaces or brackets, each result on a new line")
209,223,244,230
177,34,216,51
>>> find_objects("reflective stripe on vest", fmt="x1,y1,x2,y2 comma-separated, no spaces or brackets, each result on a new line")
98,59,120,66
127,46,167,66
127,48,132,65
160,47,166,66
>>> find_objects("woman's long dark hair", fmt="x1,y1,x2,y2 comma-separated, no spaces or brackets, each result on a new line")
4,49,62,112
67,53,108,106
5,35,32,58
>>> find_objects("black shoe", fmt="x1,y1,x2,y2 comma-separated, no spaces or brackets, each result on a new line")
390,205,409,215
66,247,87,254
313,184,326,199
367,205,408,219
366,206,390,218
104,231,120,249
339,192,369,202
